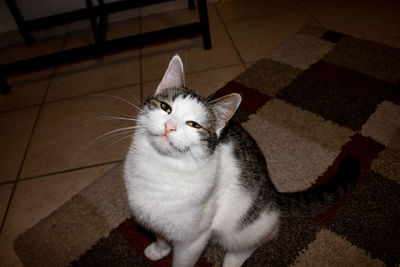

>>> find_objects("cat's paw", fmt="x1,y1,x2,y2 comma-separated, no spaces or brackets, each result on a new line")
144,242,171,261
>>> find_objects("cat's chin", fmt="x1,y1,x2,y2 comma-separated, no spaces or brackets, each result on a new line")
150,135,185,157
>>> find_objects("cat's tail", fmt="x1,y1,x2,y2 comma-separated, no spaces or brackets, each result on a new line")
277,155,360,217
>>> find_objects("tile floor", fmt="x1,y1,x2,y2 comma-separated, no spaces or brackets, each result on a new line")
1,0,399,266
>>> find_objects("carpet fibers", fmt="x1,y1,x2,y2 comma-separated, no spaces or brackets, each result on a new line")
14,27,400,267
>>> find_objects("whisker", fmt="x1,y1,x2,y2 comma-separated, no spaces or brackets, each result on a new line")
89,126,140,146
114,111,140,119
124,87,143,106
103,133,136,151
204,91,218,103
97,93,143,112
95,128,136,142
87,115,139,123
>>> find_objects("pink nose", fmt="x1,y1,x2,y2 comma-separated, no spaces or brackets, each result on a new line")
164,120,177,135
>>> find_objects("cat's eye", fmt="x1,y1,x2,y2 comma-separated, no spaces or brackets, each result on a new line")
160,102,172,114
186,121,201,129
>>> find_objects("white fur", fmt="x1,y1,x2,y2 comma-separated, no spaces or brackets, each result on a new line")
123,55,279,267
124,132,279,267
141,96,209,159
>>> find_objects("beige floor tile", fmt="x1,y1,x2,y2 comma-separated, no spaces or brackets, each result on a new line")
107,18,141,41
0,107,39,183
62,18,141,50
1,36,62,110
216,0,306,22
142,80,161,101
186,64,245,98
33,25,67,41
226,12,313,62
45,19,141,102
244,61,257,69
141,22,241,82
0,183,14,223
108,8,140,24
297,0,400,41
1,69,52,112
0,163,116,267
373,35,400,49
20,86,140,178
62,29,95,51
140,0,189,17
45,50,141,102
141,4,221,33
0,36,64,65
65,19,92,33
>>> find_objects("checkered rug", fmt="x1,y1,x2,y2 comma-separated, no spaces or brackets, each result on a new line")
15,27,400,266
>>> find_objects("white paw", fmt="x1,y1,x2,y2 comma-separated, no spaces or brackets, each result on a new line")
144,242,171,261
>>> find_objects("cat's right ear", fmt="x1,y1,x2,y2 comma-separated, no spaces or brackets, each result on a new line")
155,55,185,95
209,93,242,136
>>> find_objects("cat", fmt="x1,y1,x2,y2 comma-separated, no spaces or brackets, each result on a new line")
123,55,360,267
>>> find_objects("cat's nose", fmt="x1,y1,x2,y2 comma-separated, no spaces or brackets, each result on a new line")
164,120,177,135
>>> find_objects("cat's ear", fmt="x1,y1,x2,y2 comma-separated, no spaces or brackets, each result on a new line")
209,93,242,136
155,55,185,95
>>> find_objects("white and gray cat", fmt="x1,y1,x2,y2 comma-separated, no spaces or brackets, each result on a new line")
123,55,360,267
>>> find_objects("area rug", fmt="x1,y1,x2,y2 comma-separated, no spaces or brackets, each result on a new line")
14,26,400,266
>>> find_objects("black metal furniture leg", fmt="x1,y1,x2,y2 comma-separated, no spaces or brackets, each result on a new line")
85,0,108,57
85,0,100,42
5,0,34,44
188,0,195,10
1,0,212,95
1,76,11,95
97,0,108,42
197,0,211,49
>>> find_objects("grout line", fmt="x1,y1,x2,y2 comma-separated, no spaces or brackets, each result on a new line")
0,4,251,232
0,181,17,235
43,82,142,104
0,180,17,186
214,11,265,24
14,159,123,183
213,5,245,67
0,104,42,115
0,158,123,234
290,0,325,29
215,0,325,30
2,44,248,115
0,81,143,115
0,34,67,235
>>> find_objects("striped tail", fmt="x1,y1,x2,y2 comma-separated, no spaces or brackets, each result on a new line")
278,155,360,217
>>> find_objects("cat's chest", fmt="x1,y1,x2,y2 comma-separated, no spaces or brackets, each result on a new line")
134,166,207,197
128,150,217,205
126,156,217,234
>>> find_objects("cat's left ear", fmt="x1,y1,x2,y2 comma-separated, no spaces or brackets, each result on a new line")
155,55,185,95
209,93,242,136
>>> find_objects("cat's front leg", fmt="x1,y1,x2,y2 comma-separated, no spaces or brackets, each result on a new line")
222,247,257,267
144,237,172,261
172,231,210,267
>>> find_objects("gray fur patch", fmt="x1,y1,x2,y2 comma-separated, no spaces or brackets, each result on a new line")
140,86,360,230
142,87,219,157
219,123,280,229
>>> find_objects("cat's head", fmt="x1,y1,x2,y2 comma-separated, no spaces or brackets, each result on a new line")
138,55,241,159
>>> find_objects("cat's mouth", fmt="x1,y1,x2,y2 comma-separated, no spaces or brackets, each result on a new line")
150,133,189,155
